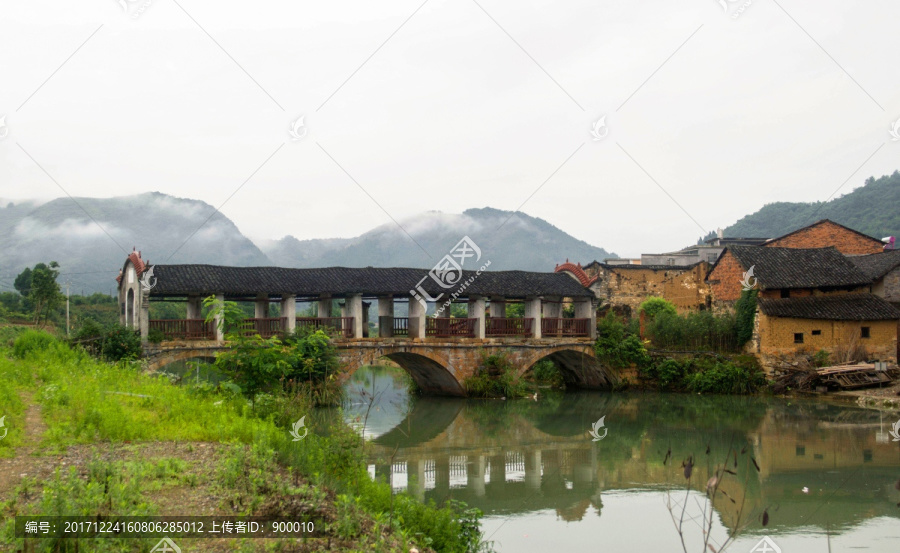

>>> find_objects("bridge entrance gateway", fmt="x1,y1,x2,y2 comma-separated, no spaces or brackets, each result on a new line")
120,251,613,395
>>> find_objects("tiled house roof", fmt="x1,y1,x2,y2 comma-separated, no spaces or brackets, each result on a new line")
765,219,884,247
759,294,900,321
116,249,149,283
726,246,870,289
148,265,595,299
846,249,900,281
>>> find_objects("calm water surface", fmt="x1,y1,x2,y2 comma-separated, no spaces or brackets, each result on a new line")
342,366,900,552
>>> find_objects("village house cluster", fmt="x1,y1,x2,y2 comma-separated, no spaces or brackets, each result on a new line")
556,219,900,374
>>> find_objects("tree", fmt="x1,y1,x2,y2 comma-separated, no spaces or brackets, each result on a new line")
29,262,63,327
14,267,32,296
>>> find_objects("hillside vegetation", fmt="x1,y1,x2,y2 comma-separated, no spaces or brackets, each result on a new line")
724,171,900,240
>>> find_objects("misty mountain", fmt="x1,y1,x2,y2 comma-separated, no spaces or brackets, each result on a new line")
260,208,615,272
0,192,270,295
723,171,900,240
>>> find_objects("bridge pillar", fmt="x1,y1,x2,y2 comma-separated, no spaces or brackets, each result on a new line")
186,295,202,319
281,294,296,332
489,296,506,318
467,295,485,339
543,295,561,336
214,293,225,342
254,294,268,319
575,298,597,339
378,295,393,338
525,296,542,339
408,296,426,339
317,294,331,318
347,294,363,338
467,455,486,497
525,449,542,491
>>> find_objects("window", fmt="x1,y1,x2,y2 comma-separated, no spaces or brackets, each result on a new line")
863,450,873,463
666,258,675,265
707,253,718,263
861,327,870,338
796,445,805,456
780,289,790,298
794,333,804,344
811,329,821,336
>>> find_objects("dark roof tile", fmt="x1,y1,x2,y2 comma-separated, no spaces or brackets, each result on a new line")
726,246,870,289
759,294,900,321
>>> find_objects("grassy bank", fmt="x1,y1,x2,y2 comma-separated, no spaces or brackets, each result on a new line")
0,329,488,552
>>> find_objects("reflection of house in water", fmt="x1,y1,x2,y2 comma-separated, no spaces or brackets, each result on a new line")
366,395,900,532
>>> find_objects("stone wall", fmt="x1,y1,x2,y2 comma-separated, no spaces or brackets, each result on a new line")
763,220,884,254
582,263,711,314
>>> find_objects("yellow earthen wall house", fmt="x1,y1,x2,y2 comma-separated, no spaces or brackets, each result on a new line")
756,314,897,361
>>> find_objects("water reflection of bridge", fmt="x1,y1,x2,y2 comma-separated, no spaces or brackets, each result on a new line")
364,393,900,529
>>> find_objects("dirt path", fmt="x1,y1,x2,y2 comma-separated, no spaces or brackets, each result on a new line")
0,392,48,501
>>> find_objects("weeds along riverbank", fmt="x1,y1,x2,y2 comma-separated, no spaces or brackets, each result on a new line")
0,328,489,553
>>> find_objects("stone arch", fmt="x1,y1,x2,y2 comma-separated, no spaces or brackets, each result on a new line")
521,347,617,390
338,346,465,397
145,348,225,372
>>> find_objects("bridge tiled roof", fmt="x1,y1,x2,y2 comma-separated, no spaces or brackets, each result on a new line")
147,264,594,299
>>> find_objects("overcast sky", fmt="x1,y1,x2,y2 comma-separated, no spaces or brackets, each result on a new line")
2,0,899,259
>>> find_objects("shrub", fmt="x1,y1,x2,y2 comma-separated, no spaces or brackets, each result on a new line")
813,349,830,367
13,330,59,359
530,359,565,389
646,310,740,352
74,318,105,340
735,289,758,346
464,351,529,398
594,313,650,368
683,358,766,395
639,297,677,319
100,326,142,361
213,328,340,400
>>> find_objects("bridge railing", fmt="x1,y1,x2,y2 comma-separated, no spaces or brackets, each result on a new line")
426,317,477,338
296,317,354,338
541,318,591,338
486,317,534,337
149,319,216,340
239,317,285,338
379,316,409,337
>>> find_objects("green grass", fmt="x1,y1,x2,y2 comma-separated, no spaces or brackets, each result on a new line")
0,329,485,552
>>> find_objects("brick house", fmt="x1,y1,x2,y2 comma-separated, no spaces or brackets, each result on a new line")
707,245,871,303
556,260,711,316
763,219,885,255
706,245,899,371
847,249,900,307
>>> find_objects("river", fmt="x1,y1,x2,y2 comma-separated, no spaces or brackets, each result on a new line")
343,366,900,552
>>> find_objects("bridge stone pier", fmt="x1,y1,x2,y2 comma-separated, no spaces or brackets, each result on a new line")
120,250,610,395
